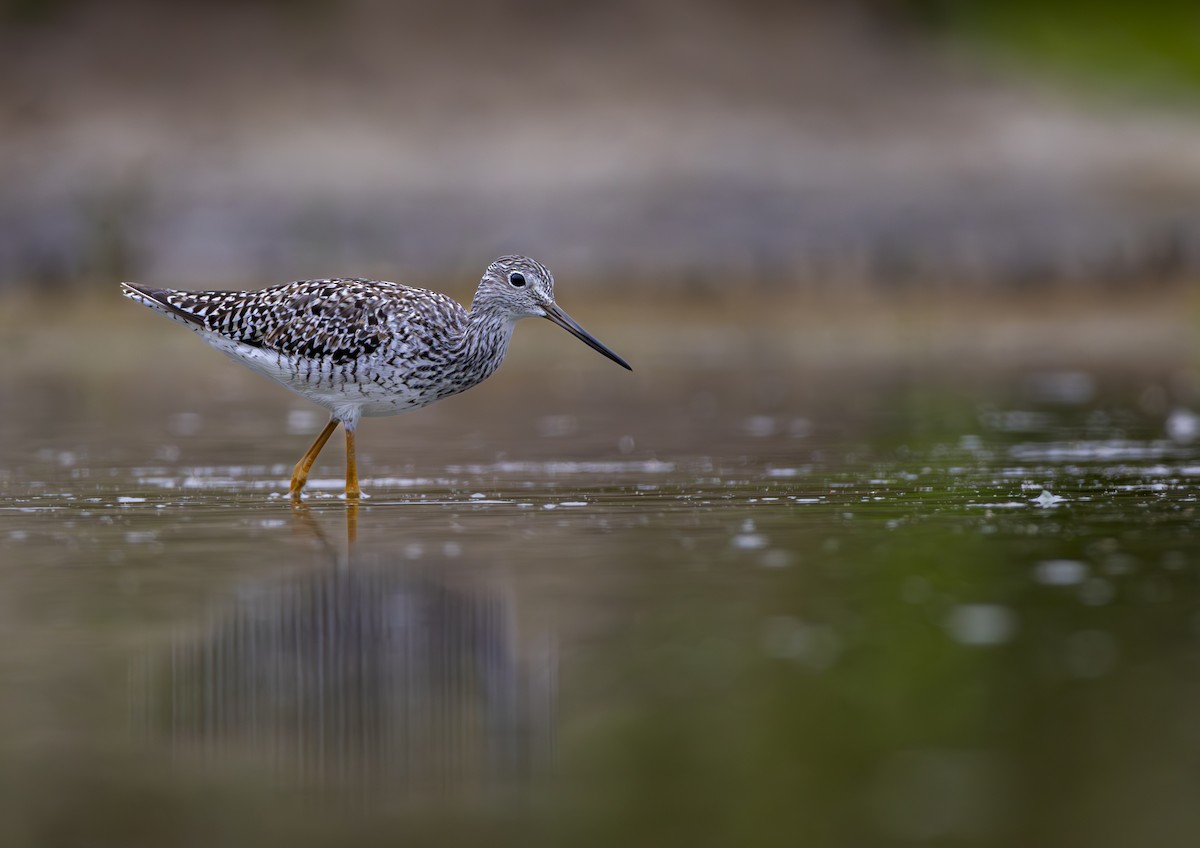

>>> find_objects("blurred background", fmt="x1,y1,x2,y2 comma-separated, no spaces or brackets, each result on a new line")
5,3,1200,848
3,0,1200,291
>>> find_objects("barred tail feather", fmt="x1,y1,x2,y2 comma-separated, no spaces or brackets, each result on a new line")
121,283,206,327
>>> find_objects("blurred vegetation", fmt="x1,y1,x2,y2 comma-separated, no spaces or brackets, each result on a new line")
3,0,1200,290
892,0,1200,92
7,0,1200,94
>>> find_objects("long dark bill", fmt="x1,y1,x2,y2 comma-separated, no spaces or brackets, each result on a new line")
543,303,632,371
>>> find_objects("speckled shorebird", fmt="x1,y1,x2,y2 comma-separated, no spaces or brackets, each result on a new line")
121,256,631,500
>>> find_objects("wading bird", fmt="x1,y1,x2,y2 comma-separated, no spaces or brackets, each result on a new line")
122,255,631,500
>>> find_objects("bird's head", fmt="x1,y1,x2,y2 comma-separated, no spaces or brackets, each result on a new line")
473,255,557,319
472,255,631,370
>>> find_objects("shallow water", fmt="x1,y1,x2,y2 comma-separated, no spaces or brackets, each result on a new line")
3,299,1200,847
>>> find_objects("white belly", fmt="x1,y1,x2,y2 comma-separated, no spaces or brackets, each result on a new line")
201,328,474,421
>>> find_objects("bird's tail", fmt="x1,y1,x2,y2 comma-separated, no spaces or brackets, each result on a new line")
121,283,206,328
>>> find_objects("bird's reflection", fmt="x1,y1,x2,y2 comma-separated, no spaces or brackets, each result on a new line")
130,541,555,796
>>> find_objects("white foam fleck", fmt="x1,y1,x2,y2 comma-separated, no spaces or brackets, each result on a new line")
1032,490,1066,508
1011,441,1177,463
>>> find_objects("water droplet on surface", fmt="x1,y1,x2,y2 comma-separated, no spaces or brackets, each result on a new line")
1033,560,1087,586
1167,409,1200,444
732,533,768,550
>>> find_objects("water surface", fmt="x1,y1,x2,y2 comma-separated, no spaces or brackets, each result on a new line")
2,296,1199,847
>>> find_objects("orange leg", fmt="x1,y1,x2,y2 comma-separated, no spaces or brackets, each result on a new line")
345,426,361,500
290,418,339,502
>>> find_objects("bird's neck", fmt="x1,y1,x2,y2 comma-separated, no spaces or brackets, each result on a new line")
452,306,516,379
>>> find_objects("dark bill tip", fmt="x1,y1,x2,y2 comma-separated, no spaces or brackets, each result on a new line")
543,303,632,371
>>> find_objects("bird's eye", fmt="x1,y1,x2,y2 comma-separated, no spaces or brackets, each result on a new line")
508,272,526,287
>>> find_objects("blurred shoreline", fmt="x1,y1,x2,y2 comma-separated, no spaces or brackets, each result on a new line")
4,0,1200,291
4,285,1195,381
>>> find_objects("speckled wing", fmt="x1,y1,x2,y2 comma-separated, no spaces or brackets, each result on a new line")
130,278,400,366
248,279,397,365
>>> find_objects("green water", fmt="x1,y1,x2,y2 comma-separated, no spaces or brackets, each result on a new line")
2,309,1200,847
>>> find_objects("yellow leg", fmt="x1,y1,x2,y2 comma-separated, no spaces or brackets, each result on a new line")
290,418,339,502
345,426,361,500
